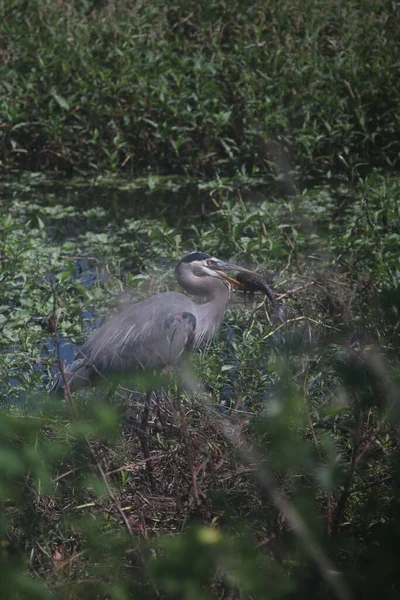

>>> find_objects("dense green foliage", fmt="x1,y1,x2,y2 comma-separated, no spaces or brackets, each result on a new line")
1,0,400,596
1,0,399,176
1,170,400,598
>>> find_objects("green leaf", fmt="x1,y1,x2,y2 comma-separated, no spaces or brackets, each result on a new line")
50,89,70,110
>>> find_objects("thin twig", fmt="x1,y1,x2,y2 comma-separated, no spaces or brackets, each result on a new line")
332,402,363,537
276,281,315,299
355,414,386,468
177,395,201,508
302,362,322,460
137,391,156,490
106,449,179,476
58,357,135,538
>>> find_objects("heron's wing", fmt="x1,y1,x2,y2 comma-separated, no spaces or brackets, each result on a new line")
50,292,198,394
75,292,197,377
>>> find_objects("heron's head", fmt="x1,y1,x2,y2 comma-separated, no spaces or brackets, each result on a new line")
176,251,256,296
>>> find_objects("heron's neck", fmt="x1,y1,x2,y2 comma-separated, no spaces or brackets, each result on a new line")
175,265,231,345
175,263,230,345
196,286,230,344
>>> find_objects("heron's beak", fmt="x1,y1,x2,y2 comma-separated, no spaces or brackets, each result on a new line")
215,271,244,287
210,260,257,288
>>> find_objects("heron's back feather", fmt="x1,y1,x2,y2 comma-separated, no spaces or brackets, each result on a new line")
53,292,198,394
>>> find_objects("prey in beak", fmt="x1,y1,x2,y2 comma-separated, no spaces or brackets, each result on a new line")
204,258,257,288
206,257,287,322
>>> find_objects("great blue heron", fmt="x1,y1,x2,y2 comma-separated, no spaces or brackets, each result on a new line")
51,251,261,395
50,251,276,485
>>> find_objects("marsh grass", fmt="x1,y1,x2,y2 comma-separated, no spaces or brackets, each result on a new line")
1,2,400,595
1,0,399,177
1,170,400,597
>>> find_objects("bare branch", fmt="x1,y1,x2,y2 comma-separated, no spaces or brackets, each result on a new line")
179,364,352,600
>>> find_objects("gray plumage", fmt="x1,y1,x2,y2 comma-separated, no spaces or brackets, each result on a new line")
51,252,255,395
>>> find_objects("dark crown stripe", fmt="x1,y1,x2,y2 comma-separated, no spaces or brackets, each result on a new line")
180,251,212,263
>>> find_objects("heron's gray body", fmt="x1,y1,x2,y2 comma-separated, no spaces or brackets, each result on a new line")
51,257,233,395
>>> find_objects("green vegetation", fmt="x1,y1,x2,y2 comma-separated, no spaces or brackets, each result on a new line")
1,0,399,177
1,0,400,597
1,170,400,598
